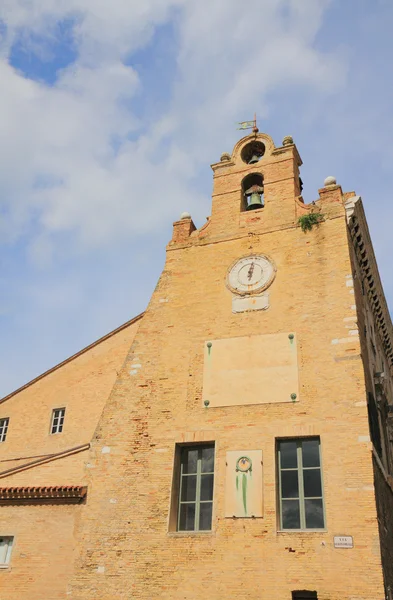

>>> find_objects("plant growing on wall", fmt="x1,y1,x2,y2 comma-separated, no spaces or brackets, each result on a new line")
298,212,324,232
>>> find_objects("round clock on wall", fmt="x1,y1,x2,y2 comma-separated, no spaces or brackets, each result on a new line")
226,255,276,295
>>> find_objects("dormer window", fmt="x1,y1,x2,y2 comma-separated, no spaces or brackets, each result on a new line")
241,173,264,211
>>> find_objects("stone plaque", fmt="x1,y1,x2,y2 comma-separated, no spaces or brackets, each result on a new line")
202,333,299,408
232,292,269,313
333,536,353,548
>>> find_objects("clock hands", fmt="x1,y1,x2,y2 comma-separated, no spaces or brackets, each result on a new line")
227,257,273,294
247,262,255,280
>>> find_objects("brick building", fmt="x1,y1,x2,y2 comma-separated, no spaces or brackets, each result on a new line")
1,130,393,599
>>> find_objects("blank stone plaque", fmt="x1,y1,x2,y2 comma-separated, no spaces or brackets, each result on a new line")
202,333,299,408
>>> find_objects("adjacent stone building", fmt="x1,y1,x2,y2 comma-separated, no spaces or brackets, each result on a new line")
1,130,393,599
0,315,142,598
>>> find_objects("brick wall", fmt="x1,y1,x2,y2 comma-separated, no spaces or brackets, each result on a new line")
0,317,141,599
373,454,393,596
68,135,385,600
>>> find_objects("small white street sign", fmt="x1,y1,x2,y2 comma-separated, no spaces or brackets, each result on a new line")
334,536,354,549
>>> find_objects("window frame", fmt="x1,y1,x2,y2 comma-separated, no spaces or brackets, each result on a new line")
50,407,66,435
0,536,14,568
0,418,9,443
277,437,326,531
174,443,215,533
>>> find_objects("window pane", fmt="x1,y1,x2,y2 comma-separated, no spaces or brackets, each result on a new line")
282,500,300,529
179,503,196,531
280,442,298,468
182,449,198,474
302,440,320,468
281,470,299,498
199,502,212,530
200,474,214,501
201,447,214,473
303,469,322,498
305,499,324,528
0,538,8,564
181,475,197,501
0,419,8,442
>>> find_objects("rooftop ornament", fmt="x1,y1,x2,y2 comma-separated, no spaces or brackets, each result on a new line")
282,135,294,146
324,176,337,187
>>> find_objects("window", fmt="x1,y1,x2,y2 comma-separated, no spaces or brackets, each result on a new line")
0,418,9,443
0,536,13,567
51,408,66,434
292,592,318,600
177,445,215,532
278,438,325,530
367,393,382,459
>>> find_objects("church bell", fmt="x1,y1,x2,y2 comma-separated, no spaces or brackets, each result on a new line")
248,154,260,164
245,184,264,211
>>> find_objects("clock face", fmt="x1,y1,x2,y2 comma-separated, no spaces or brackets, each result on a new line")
226,255,275,295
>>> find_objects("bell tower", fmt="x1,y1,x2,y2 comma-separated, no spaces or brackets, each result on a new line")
207,132,302,238
69,129,390,600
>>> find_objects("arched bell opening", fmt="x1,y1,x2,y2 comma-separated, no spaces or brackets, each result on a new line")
241,141,265,165
241,173,264,212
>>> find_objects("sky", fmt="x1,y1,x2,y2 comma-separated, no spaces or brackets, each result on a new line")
1,0,393,397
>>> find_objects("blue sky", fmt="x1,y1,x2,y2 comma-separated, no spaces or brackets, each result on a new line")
1,0,393,397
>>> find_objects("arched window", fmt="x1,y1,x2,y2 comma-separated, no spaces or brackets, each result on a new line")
241,173,264,211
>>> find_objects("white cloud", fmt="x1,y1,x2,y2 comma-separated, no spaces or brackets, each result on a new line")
1,0,393,402
1,0,360,396
0,0,344,262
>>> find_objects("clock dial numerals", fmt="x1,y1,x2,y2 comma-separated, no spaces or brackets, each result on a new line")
226,255,275,295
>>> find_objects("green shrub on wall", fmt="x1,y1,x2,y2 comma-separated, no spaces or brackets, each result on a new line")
298,212,324,232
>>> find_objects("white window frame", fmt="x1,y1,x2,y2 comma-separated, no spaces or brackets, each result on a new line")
0,536,14,568
277,437,325,531
0,418,9,443
50,408,66,434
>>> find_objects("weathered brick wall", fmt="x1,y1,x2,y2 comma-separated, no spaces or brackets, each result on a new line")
347,196,393,598
373,454,393,596
0,504,82,600
0,317,141,599
68,135,385,600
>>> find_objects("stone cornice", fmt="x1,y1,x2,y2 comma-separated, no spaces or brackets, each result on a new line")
345,196,393,369
0,485,87,505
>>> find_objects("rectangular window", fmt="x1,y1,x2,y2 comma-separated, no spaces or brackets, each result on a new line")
51,408,66,434
278,438,325,530
177,445,215,532
292,592,318,600
0,536,14,567
368,393,382,459
0,418,9,443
